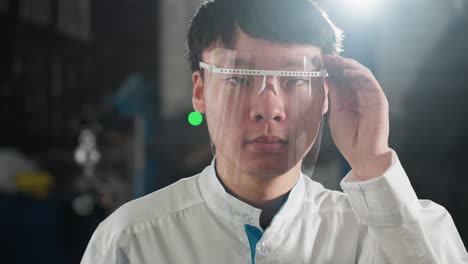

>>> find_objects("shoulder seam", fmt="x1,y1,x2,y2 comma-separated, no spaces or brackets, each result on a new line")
302,189,355,214
111,200,207,242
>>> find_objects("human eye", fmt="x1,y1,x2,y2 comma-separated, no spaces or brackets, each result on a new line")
285,78,310,88
226,77,251,86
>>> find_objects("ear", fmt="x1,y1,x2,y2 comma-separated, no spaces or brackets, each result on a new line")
322,79,329,114
192,70,206,113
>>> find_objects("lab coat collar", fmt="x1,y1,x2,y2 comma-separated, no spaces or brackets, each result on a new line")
198,159,306,231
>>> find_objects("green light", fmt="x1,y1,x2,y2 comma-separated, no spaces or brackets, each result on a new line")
188,111,203,126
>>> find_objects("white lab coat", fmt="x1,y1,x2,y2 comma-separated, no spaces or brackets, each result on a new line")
81,151,468,263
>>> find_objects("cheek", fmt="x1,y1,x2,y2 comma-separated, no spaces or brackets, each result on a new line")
287,93,323,122
207,87,241,121
287,90,324,146
205,86,248,143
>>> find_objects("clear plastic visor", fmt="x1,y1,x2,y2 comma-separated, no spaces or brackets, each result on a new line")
201,48,326,180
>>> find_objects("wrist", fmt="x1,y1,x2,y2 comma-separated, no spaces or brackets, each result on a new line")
352,149,393,181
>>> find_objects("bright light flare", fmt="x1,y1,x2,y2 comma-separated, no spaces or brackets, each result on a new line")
343,0,379,16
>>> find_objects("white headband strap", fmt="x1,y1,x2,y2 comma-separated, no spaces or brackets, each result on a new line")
199,61,328,77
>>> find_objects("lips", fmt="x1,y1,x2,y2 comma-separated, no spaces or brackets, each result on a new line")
247,135,288,153
251,136,286,143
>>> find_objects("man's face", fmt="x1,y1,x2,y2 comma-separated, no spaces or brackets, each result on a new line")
194,30,327,179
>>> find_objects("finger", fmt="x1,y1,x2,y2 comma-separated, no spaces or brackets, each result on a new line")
342,68,384,95
324,55,363,69
341,69,388,110
335,56,364,69
323,57,354,110
323,55,344,79
342,68,377,87
323,55,367,79
326,76,353,113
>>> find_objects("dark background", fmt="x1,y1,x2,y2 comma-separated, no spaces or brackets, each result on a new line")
1,0,467,263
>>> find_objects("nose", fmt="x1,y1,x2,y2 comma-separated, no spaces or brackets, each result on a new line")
250,77,286,122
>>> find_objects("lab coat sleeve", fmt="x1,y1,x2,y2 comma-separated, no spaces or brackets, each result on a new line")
340,150,468,264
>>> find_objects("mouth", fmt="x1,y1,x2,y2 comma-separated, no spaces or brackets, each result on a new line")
246,135,288,153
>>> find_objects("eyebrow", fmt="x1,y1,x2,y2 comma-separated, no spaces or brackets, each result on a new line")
233,57,256,67
217,56,256,68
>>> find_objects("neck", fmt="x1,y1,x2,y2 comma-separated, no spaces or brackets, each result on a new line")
215,156,301,229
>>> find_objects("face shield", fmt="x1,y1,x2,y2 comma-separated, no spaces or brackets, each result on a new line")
200,48,327,180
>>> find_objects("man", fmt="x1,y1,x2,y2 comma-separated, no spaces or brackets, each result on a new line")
81,0,468,263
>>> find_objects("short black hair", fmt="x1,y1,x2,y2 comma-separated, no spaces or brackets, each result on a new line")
186,0,343,72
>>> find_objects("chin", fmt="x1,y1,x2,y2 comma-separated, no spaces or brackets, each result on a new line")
239,154,299,179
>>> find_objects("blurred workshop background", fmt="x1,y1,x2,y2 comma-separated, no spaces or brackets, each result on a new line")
0,0,467,263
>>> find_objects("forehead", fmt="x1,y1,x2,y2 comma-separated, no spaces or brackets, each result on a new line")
202,29,322,64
